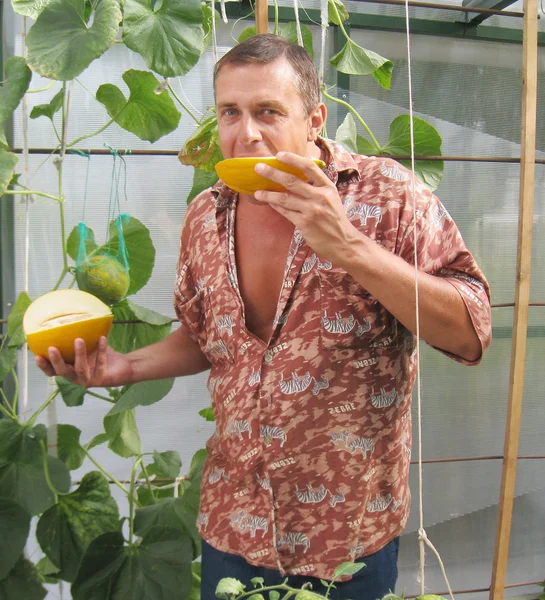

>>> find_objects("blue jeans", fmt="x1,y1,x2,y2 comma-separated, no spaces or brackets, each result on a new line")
201,537,399,600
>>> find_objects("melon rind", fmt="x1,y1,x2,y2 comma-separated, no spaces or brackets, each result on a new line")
215,157,326,195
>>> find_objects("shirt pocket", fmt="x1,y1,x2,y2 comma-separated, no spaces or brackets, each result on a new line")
318,267,398,359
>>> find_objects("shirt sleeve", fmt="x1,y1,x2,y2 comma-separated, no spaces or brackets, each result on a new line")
173,230,202,344
397,188,492,365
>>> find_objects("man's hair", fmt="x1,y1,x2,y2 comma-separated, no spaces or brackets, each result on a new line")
213,33,321,116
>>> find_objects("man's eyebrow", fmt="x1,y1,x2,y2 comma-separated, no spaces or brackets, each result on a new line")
217,100,290,111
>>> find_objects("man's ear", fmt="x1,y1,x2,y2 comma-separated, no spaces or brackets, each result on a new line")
307,103,327,141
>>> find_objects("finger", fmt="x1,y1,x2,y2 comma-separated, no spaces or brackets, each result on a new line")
93,336,108,382
275,151,330,185
47,346,74,379
254,189,302,213
35,355,56,377
254,162,310,195
73,338,91,382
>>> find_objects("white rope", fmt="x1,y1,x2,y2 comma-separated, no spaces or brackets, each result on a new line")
403,3,455,599
293,0,304,47
20,17,30,421
319,0,329,85
211,0,218,63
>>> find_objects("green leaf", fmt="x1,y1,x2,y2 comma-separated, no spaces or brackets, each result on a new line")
30,89,64,121
106,378,174,417
53,424,86,470
71,528,193,600
11,0,50,18
0,500,31,580
187,168,219,204
187,562,201,600
179,111,223,172
26,0,121,81
328,0,349,25
0,150,19,196
86,433,109,451
330,40,393,90
269,593,280,600
238,26,256,44
106,216,155,296
216,578,246,599
122,0,205,78
248,595,265,600
56,376,87,407
127,300,172,326
198,406,215,422
278,22,314,59
0,557,47,600
134,497,201,560
333,561,365,579
0,420,71,515
7,291,32,348
0,127,8,150
103,408,141,458
357,135,376,156
381,115,444,191
250,577,264,587
335,113,357,154
152,450,181,480
0,57,32,126
36,471,120,582
294,592,324,600
0,346,17,385
66,223,98,263
36,556,61,585
109,300,171,354
97,70,181,143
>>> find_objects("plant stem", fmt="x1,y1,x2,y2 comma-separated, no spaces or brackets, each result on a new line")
167,83,200,124
273,0,279,34
27,389,59,427
128,457,142,546
0,395,15,420
26,80,56,94
52,120,62,145
67,119,114,147
140,462,155,502
83,447,129,497
322,88,381,152
52,266,68,291
41,439,59,502
86,390,115,403
2,190,62,202
11,367,19,417
330,0,351,42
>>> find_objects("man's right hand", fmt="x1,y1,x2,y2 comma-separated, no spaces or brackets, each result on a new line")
35,336,133,388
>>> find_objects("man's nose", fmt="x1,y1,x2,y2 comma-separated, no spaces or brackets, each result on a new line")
239,116,262,144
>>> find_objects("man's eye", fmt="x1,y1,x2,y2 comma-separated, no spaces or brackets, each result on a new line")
262,109,277,115
223,109,237,117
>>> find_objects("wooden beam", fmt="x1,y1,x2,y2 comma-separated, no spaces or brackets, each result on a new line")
256,0,269,34
489,0,538,597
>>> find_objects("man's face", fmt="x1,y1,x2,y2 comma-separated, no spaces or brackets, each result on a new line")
215,58,315,160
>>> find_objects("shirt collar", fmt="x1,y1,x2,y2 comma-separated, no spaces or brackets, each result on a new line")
210,136,361,209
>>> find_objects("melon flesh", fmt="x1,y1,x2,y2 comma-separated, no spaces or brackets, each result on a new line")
23,289,113,363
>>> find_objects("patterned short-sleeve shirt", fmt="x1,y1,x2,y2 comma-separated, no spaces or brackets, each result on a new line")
174,138,492,580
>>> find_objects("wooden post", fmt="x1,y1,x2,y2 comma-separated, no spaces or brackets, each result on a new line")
255,0,269,34
489,0,538,597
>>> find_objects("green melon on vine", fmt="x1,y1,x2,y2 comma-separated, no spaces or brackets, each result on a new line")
75,255,130,305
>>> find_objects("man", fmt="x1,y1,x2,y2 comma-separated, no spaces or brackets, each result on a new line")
37,34,491,600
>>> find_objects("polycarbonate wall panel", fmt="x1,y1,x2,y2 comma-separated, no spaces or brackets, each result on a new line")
4,6,545,599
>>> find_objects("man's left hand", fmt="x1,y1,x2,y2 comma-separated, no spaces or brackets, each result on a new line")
254,152,360,264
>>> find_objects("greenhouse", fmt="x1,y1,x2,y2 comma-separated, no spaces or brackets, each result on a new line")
0,0,543,598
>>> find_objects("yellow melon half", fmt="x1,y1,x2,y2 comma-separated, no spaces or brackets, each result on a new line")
215,156,326,195
23,289,114,363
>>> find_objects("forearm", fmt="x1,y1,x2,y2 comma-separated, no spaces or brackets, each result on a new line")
337,231,482,361
126,325,210,384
